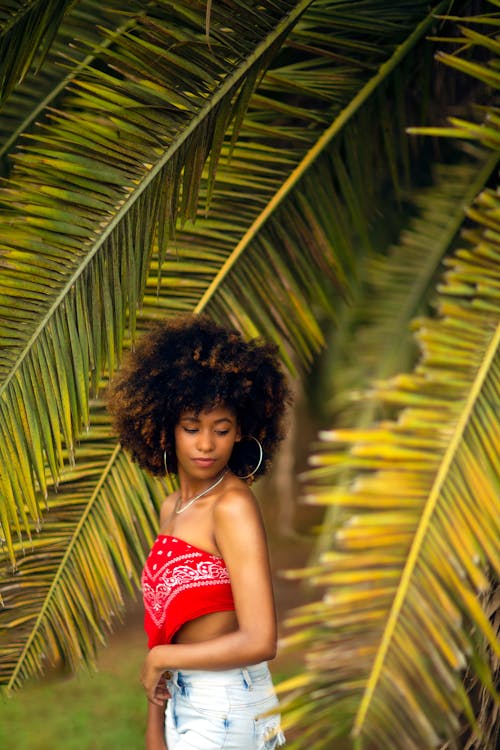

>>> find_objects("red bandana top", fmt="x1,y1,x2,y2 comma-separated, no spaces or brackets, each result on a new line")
142,535,235,648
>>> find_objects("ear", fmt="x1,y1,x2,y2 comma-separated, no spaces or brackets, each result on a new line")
235,425,242,441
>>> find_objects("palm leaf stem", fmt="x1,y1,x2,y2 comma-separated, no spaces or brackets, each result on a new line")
194,0,451,313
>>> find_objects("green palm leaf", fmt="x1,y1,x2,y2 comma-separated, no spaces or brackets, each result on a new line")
0,0,314,565
0,402,168,692
0,0,140,166
281,184,500,750
310,150,499,562
0,0,76,103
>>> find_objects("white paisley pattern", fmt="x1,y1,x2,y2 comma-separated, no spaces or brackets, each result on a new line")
142,536,231,629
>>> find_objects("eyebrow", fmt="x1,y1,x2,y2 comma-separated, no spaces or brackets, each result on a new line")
180,415,234,424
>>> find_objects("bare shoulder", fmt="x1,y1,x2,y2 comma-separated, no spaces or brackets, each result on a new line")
213,477,261,525
212,477,267,556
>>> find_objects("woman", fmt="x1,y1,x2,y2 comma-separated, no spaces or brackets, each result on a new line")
108,314,291,750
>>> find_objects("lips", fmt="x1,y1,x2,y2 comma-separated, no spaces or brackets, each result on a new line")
193,458,216,467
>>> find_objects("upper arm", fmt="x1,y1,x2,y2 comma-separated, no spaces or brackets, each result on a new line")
213,489,277,651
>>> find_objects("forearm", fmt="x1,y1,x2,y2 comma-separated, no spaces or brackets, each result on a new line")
151,628,276,674
145,701,167,750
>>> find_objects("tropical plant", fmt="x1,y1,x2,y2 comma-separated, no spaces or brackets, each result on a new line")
0,1,497,749
278,9,500,750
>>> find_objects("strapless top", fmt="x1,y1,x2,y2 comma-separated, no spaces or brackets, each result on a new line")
142,534,235,647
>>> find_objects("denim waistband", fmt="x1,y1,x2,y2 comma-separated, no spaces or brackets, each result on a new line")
167,661,270,689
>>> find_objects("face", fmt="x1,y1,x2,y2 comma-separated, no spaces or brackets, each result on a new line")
174,405,241,479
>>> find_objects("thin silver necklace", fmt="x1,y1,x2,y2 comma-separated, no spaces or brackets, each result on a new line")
175,468,229,514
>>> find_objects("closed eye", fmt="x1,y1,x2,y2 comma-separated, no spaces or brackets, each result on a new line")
182,427,229,436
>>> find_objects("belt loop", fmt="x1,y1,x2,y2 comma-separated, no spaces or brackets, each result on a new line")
242,667,253,690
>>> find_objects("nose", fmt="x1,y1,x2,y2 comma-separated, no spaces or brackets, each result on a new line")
196,429,214,453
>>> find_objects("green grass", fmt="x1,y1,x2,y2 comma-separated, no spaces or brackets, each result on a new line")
0,628,148,750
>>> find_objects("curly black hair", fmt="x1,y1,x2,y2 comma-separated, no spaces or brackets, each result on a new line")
107,315,292,479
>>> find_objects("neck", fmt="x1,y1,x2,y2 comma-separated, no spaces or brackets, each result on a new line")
175,468,228,515
179,468,225,497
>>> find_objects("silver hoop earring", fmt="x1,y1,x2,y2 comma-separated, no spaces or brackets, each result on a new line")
163,450,169,476
231,436,264,480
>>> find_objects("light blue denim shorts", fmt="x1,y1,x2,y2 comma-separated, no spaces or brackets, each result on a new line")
165,661,285,749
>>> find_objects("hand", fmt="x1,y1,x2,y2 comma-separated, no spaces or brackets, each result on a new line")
142,648,172,706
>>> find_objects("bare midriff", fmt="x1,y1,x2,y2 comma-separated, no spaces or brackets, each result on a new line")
172,610,238,644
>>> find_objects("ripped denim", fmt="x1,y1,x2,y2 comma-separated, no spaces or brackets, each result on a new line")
165,662,285,750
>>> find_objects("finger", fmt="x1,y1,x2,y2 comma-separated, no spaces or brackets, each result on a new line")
155,689,171,701
148,687,166,705
148,696,165,707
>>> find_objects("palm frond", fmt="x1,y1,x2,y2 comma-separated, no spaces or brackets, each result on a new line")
332,150,498,424
0,401,167,692
280,180,500,750
199,1,454,358
0,0,140,166
279,21,500,746
0,0,311,566
309,150,498,564
408,13,500,147
0,0,78,104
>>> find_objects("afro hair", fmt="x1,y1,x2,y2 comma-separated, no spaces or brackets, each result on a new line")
107,315,292,479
